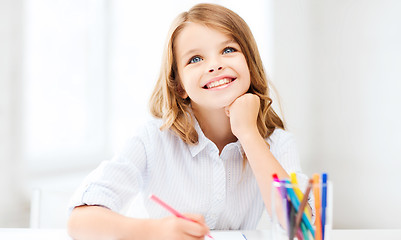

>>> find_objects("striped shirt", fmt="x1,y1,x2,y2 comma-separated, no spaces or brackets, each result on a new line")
69,117,311,230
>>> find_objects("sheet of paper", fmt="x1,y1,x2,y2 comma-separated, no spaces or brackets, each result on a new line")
209,231,246,240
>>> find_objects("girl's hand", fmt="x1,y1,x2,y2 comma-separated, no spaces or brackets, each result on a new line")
150,214,210,240
225,93,260,140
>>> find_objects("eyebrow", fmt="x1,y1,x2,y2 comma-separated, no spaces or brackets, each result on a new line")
180,39,237,62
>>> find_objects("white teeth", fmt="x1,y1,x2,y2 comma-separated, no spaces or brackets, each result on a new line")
206,78,232,89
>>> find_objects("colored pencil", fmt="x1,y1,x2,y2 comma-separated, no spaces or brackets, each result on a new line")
294,179,313,235
313,174,322,240
321,173,328,240
285,180,315,238
290,172,312,220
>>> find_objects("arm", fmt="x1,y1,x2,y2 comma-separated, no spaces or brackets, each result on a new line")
225,94,289,216
68,205,209,240
67,134,210,240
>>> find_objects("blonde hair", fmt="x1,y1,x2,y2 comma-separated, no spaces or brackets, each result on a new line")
149,3,285,144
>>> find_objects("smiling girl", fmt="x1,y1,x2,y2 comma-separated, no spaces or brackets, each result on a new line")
67,3,312,240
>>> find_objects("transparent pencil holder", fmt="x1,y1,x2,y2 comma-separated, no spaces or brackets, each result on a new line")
270,180,333,240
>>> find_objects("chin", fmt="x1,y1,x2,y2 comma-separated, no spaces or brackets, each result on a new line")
217,95,241,108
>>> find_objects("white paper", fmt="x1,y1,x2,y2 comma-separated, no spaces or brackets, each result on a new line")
209,231,246,240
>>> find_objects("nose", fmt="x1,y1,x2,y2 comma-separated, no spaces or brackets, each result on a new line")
209,66,223,73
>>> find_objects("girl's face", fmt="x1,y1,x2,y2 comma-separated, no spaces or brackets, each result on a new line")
175,23,251,111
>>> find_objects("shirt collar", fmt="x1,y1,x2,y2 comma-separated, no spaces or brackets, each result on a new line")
187,118,212,157
187,117,244,158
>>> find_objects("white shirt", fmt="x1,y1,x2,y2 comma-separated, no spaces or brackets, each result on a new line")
69,117,311,230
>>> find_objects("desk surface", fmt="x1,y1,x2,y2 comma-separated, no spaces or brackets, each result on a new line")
0,228,400,240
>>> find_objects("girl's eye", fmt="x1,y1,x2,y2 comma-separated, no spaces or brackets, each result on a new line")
223,47,236,54
189,56,202,64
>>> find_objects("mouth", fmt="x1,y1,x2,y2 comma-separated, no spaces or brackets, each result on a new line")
203,77,237,89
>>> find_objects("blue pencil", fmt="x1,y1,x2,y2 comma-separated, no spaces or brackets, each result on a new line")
321,173,328,240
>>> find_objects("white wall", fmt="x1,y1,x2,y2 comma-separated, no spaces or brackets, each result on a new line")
272,0,401,229
0,0,29,227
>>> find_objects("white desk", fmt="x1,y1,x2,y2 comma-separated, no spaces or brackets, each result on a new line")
0,228,400,240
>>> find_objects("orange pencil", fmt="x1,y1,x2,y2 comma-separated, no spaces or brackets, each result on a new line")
313,174,322,240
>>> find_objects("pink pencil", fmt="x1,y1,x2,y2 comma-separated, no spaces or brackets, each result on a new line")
149,194,214,239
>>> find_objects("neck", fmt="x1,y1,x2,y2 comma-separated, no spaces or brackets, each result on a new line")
192,106,237,153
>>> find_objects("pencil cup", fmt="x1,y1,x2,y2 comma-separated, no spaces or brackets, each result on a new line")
270,179,333,240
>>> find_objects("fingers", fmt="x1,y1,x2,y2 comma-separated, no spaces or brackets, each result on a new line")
224,93,250,117
182,213,206,224
228,93,260,111
180,214,210,238
226,93,260,138
155,216,210,240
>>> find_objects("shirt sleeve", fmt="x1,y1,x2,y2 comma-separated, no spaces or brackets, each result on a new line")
68,136,147,214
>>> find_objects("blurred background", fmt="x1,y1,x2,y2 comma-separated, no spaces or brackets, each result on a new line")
1,0,400,229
